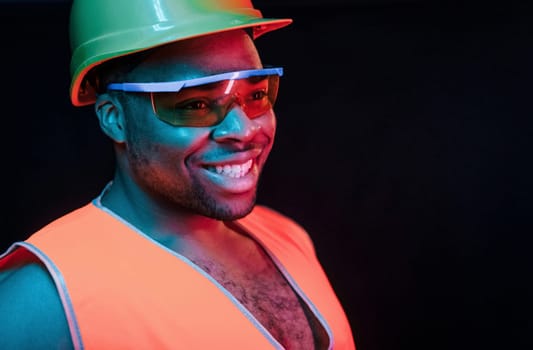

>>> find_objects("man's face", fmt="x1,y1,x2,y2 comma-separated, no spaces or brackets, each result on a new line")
118,30,276,221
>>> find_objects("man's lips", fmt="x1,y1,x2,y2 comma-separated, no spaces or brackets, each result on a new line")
199,156,259,194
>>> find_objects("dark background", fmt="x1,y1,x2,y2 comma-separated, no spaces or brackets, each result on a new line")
1,1,532,349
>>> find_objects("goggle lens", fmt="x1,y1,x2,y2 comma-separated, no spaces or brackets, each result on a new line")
151,74,280,127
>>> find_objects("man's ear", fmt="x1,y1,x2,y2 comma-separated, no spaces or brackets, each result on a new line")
95,93,126,143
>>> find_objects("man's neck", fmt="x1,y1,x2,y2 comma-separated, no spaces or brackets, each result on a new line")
99,178,237,254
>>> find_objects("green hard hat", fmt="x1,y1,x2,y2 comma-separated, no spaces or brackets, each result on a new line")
69,0,292,106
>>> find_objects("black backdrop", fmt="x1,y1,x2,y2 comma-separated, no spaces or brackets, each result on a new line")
1,1,532,349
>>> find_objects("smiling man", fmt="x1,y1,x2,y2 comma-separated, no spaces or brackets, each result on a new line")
0,0,355,349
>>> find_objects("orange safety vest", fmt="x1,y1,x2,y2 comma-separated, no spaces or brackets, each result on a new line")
1,201,355,349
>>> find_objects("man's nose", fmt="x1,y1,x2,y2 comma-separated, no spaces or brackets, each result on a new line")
211,104,260,142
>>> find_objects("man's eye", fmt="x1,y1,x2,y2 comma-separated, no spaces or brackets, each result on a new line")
179,100,209,110
251,90,267,101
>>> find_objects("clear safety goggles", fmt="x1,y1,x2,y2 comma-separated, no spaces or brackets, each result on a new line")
107,67,283,127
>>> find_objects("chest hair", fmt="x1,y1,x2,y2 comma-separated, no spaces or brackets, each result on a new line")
190,252,328,350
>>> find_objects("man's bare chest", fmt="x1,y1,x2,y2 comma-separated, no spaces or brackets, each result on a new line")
190,254,327,349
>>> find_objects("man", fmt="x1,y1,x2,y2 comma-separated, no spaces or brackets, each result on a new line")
0,0,355,349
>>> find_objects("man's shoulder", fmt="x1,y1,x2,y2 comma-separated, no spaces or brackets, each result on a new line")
244,205,317,256
27,201,111,246
34,201,101,234
0,263,73,349
0,261,55,290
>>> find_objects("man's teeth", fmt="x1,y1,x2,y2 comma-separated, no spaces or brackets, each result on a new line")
214,159,253,178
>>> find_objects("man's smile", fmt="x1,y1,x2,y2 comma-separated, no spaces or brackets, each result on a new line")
210,159,254,179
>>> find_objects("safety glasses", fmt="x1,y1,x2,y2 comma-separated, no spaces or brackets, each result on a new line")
107,67,283,127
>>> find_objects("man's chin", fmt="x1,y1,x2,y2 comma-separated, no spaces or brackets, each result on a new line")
208,201,256,221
